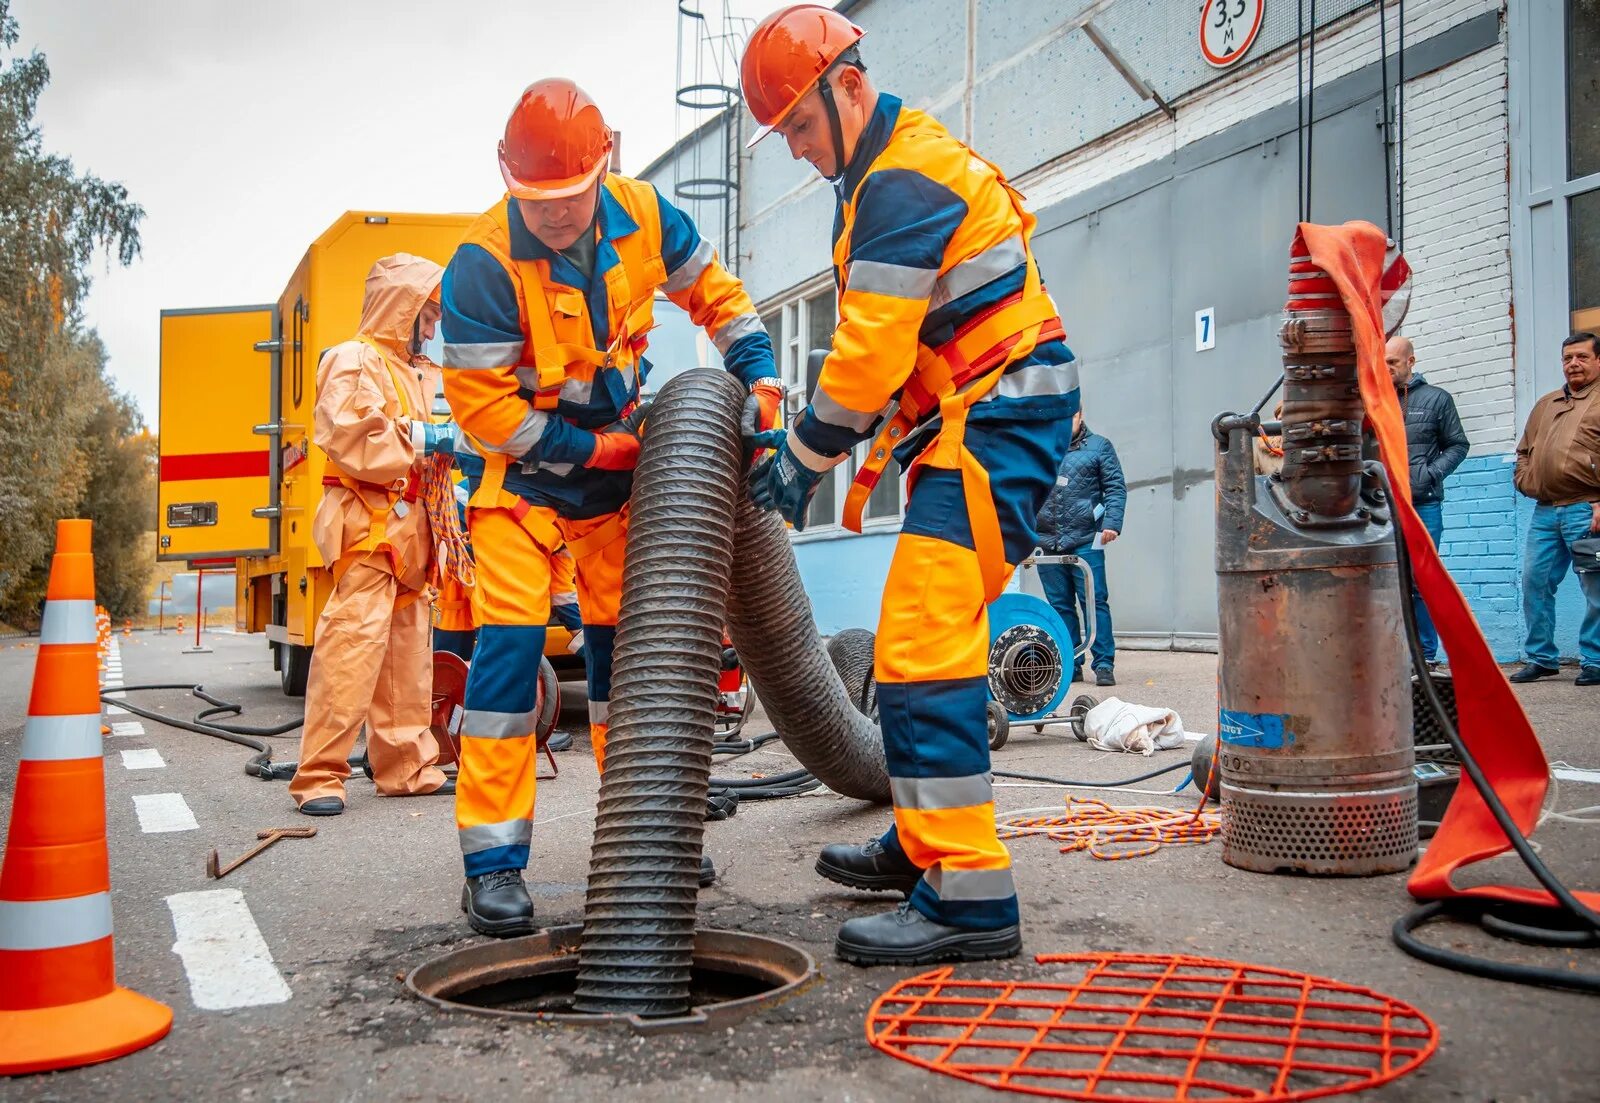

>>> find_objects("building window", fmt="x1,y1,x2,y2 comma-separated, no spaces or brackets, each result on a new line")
760,282,904,533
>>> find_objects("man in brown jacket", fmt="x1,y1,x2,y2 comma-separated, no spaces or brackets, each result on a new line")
289,254,459,813
1510,331,1600,686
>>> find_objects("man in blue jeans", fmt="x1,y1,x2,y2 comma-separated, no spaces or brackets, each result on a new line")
1035,410,1125,686
1388,336,1469,668
1510,332,1600,686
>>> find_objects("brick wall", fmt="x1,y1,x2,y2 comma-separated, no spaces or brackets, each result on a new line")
1397,39,1516,452
1437,454,1521,658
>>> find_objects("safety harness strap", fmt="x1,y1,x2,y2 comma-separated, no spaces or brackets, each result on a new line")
841,159,1060,604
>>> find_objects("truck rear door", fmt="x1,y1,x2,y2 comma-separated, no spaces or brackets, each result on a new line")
157,305,279,561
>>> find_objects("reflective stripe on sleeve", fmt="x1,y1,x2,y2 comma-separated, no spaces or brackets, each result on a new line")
443,341,524,369
848,259,938,301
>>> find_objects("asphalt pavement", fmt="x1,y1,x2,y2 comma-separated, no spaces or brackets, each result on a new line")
0,628,1597,1101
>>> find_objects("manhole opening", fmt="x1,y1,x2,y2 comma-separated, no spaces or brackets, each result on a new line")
407,926,819,1034
448,961,776,1015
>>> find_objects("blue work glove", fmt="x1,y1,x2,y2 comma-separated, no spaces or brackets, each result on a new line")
747,428,826,532
412,420,459,457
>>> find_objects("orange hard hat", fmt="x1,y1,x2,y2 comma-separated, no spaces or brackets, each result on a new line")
498,78,613,200
740,4,865,148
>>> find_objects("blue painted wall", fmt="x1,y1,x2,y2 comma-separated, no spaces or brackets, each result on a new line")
793,531,897,635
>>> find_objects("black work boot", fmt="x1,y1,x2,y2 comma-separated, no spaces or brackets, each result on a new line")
461,869,535,938
298,796,344,817
815,839,921,896
1508,663,1560,683
835,902,1022,966
700,855,717,887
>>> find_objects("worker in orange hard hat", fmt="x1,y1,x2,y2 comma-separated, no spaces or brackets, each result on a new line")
440,77,777,936
741,6,1080,967
290,255,459,815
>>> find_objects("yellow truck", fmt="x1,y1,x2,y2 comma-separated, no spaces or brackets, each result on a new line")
157,210,580,694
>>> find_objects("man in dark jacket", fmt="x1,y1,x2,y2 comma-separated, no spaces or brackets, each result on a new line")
1035,410,1126,685
1388,336,1470,666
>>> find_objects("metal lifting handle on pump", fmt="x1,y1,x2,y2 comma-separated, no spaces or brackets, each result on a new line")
1016,548,1095,663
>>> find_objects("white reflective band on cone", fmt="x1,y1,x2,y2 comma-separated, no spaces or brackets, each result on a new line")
0,892,114,951
19,712,103,761
39,599,97,645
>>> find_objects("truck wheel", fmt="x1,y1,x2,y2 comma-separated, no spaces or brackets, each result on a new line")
281,643,312,698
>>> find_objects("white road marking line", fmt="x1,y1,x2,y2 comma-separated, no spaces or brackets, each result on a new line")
110,721,146,737
133,792,198,833
105,704,129,715
165,889,292,1010
120,749,165,770
103,691,125,699
1554,767,1600,784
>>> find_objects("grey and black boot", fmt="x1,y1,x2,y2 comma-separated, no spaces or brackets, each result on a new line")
461,870,536,938
700,855,717,887
815,839,921,896
835,902,1022,966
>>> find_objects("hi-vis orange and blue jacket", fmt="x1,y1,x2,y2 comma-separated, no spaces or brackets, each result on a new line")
440,174,774,517
793,93,1079,540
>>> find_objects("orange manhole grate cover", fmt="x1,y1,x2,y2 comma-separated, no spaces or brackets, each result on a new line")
866,953,1438,1101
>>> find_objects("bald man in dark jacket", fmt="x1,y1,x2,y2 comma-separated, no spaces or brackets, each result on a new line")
1388,335,1469,666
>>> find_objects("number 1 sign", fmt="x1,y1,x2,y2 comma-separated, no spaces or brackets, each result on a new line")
1201,0,1265,68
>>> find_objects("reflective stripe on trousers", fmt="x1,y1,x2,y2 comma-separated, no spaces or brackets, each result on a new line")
874,414,1076,930
455,502,627,875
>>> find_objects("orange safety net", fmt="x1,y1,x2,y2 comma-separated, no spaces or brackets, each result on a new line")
998,797,1220,861
1294,222,1596,914
866,952,1438,1101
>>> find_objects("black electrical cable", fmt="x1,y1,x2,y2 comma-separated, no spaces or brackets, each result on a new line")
1377,465,1600,994
1305,0,1317,221
1396,0,1406,249
994,759,1192,789
1296,0,1305,222
1378,0,1394,238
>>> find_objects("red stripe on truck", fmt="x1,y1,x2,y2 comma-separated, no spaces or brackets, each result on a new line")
159,451,270,482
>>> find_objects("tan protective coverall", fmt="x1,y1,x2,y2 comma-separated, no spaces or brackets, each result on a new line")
289,254,449,805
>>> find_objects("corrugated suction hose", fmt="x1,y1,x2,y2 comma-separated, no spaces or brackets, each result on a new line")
574,369,889,1018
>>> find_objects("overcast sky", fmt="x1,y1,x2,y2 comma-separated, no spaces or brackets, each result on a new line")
13,0,772,428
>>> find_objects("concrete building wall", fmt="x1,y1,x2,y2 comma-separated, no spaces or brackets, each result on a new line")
640,1,1563,658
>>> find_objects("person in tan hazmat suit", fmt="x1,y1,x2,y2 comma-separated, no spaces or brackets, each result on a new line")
289,253,459,815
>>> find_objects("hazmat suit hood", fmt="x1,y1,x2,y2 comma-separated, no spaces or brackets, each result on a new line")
357,253,443,358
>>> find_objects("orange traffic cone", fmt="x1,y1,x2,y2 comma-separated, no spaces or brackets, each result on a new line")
0,520,172,1075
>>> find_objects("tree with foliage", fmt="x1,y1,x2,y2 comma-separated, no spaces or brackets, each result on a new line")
0,0,148,624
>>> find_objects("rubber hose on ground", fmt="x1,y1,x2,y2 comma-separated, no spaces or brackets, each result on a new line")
726,469,890,803
574,369,742,1018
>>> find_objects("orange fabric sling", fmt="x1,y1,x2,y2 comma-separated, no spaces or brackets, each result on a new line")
1297,220,1594,912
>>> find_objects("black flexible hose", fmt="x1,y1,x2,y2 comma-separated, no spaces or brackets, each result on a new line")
575,369,743,1018
1377,465,1600,993
102,683,372,783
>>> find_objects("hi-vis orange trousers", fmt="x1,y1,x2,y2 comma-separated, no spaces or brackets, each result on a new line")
455,501,626,877
872,417,1074,930
290,562,448,805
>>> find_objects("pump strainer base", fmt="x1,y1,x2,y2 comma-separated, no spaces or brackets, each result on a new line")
866,952,1437,1101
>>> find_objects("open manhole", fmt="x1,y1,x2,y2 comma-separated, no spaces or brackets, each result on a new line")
406,925,818,1035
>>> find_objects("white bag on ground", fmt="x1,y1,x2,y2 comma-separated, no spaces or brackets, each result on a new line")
1083,696,1187,756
